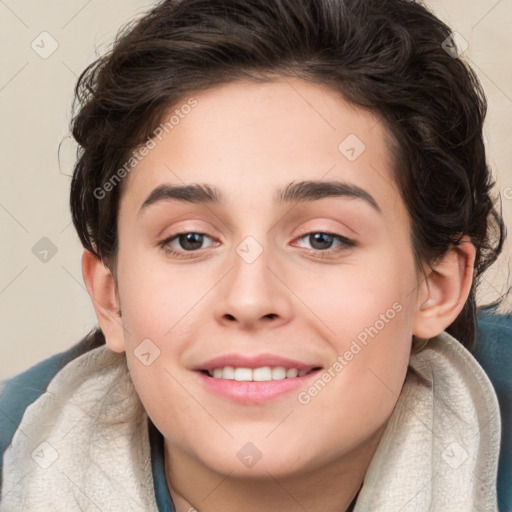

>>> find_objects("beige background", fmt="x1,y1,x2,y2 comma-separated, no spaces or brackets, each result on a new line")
0,0,511,378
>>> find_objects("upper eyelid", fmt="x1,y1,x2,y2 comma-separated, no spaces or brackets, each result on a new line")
292,232,356,250
161,231,216,244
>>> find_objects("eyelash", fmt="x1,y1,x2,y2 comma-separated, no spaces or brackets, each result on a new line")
158,230,356,259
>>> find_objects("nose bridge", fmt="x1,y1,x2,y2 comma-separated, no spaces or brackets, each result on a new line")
213,233,293,328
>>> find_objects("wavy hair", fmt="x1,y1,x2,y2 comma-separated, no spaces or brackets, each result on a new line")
69,0,506,351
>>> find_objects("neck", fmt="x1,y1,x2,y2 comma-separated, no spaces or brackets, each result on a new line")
164,425,385,512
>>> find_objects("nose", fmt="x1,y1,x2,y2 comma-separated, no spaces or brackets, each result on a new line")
213,239,294,331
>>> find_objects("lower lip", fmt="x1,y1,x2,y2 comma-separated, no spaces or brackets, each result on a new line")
196,370,321,404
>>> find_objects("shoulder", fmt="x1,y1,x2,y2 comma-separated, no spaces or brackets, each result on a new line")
0,329,106,483
475,306,512,512
475,306,512,363
475,306,512,407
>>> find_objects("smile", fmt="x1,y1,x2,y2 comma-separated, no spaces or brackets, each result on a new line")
194,354,323,403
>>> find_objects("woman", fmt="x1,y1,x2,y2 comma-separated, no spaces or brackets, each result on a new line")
0,0,506,510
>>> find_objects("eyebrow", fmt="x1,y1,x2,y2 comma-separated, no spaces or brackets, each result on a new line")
138,180,381,215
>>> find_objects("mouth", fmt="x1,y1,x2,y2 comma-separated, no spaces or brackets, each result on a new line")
193,354,323,403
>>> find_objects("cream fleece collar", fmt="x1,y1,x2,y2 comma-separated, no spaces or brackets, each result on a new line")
0,332,501,511
354,332,501,511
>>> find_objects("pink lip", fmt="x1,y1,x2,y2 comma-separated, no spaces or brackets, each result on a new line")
195,370,321,404
192,353,322,404
194,353,318,372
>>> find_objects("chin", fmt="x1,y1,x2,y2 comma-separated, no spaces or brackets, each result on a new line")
188,435,326,479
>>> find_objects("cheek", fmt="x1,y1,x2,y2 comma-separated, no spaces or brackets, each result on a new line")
293,304,413,460
291,248,416,340
295,249,415,406
116,248,205,342
125,353,207,451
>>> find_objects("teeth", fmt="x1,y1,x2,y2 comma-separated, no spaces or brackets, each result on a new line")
234,368,252,381
207,366,310,381
271,367,286,380
222,366,235,380
253,366,272,381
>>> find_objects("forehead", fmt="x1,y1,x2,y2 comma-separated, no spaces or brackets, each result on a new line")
120,78,400,215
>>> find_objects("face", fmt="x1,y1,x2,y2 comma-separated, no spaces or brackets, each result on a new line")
112,78,422,479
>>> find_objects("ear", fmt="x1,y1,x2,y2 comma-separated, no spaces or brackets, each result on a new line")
81,250,126,353
412,236,476,339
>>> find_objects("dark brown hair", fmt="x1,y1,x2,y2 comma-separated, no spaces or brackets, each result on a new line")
69,0,505,351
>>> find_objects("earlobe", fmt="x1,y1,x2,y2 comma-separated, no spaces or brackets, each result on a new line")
412,237,475,340
81,250,126,353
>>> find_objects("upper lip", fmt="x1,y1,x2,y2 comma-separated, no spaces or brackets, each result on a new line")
194,354,322,372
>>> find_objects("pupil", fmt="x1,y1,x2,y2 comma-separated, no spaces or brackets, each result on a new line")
180,233,203,250
310,233,333,250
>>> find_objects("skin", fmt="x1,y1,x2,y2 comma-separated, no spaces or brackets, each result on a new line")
82,77,475,512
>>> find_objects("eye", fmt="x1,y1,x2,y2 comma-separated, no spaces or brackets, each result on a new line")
158,230,356,259
159,232,216,257
294,232,356,253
